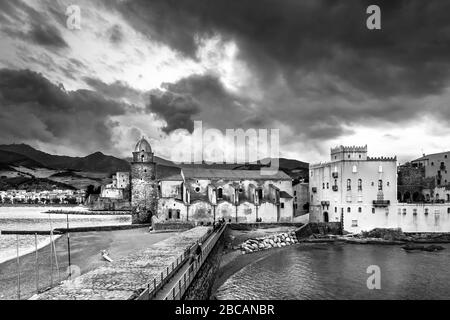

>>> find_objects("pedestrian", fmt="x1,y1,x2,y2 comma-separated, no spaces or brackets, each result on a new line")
196,242,202,262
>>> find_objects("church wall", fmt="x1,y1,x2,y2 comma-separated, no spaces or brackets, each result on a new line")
258,202,279,223
279,198,294,222
156,198,187,222
236,201,257,223
216,201,236,222
187,179,210,203
188,201,214,222
160,180,183,198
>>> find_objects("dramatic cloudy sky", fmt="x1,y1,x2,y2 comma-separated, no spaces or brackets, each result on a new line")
1,0,450,164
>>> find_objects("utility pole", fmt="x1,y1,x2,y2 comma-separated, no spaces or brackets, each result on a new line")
66,212,72,279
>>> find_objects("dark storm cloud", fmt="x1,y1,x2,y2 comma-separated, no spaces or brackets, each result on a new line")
28,24,68,48
147,74,259,134
0,0,67,49
102,0,450,145
110,0,450,98
148,89,200,134
0,69,132,153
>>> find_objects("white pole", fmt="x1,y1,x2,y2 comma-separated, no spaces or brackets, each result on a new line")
35,233,39,292
16,234,21,300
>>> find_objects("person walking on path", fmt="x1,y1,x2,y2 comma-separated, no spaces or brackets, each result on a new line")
196,242,203,263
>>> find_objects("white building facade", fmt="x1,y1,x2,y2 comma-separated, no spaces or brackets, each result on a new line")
309,145,397,233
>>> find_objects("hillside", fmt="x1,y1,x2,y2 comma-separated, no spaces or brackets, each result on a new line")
0,177,76,191
0,144,129,173
0,144,310,188
0,150,45,168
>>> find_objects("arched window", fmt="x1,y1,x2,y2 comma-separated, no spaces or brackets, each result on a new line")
358,179,362,191
347,179,351,191
358,207,362,213
347,207,351,213
168,209,173,219
176,209,181,219
378,179,383,191
217,188,223,199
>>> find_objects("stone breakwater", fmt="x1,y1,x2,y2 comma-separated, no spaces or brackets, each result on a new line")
240,231,299,254
45,210,131,215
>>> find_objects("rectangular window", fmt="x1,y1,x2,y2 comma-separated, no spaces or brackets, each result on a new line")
351,220,358,227
280,203,285,209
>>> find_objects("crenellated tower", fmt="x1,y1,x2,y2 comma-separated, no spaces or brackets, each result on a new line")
331,145,368,161
131,137,158,224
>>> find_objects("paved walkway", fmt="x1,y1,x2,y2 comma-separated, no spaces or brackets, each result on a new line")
32,227,210,300
153,223,227,300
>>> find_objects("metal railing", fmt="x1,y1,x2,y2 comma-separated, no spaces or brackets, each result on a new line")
135,223,225,300
163,222,227,300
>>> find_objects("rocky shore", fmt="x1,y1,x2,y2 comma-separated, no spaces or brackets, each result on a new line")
236,227,450,255
240,231,299,254
298,228,450,245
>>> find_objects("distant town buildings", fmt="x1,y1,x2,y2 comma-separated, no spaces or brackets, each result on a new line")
0,189,85,204
293,181,309,216
100,171,130,199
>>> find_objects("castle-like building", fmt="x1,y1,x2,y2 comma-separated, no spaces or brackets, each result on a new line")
310,145,450,233
309,145,397,232
130,137,294,224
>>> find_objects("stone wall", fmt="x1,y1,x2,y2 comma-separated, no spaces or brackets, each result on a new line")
131,162,158,224
183,232,225,300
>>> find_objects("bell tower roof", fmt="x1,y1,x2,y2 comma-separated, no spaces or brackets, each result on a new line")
134,137,152,153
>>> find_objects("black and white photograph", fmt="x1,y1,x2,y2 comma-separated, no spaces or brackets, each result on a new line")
0,0,449,309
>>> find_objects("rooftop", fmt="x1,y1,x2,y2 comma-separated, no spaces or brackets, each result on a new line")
181,168,291,180
412,151,450,162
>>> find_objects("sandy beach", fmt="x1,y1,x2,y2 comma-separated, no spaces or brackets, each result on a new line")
0,228,176,300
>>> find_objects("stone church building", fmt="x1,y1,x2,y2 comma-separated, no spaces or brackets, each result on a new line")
131,137,294,224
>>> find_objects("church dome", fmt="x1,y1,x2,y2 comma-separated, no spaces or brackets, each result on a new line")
134,137,152,153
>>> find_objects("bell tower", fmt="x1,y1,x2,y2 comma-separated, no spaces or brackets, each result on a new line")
131,137,158,224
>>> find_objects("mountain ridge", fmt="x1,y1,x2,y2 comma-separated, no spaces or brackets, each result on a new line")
0,144,309,179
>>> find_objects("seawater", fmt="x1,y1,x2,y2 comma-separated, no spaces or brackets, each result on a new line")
216,243,450,300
